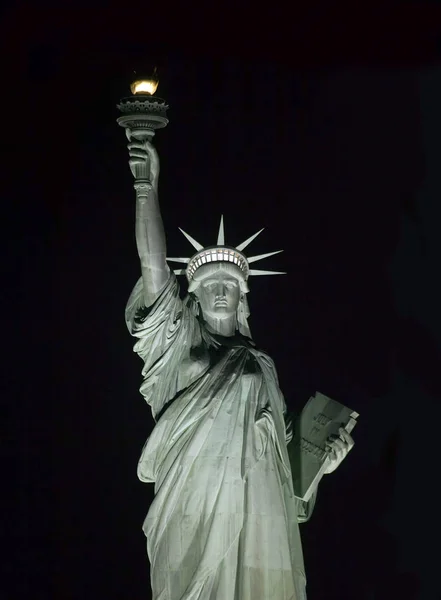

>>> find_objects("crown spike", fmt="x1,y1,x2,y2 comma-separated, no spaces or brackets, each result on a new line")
166,257,190,264
249,269,286,276
248,250,283,263
217,215,225,245
178,228,204,251
236,228,264,251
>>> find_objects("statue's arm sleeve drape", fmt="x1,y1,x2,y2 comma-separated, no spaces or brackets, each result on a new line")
284,410,294,444
295,489,318,523
283,411,318,523
125,273,197,418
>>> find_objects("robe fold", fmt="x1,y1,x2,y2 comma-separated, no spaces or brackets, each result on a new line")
126,274,314,600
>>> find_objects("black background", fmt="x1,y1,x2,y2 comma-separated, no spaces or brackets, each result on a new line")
5,3,441,599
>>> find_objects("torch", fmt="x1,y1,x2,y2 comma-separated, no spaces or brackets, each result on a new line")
117,72,169,197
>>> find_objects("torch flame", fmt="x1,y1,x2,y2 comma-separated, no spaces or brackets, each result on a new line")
131,79,159,95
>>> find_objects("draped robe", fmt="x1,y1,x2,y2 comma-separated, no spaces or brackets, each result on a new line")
126,274,316,600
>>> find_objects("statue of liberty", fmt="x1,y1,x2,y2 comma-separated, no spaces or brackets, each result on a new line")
124,135,354,600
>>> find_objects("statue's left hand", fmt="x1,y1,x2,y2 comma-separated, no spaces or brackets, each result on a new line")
323,427,354,475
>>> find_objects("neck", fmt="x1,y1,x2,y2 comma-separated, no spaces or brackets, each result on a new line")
203,313,237,337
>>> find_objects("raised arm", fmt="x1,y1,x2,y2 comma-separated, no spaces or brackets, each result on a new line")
128,136,170,306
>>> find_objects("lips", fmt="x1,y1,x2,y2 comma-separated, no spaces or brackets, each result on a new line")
214,300,228,306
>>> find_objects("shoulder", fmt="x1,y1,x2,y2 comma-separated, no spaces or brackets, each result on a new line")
252,346,277,372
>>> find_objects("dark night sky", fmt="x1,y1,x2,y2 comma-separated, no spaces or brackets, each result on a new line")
5,4,441,600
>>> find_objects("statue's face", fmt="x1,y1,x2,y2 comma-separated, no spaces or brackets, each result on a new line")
195,269,241,319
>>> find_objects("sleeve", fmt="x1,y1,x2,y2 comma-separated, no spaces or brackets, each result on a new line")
295,488,318,524
285,411,318,523
125,273,200,419
284,410,294,444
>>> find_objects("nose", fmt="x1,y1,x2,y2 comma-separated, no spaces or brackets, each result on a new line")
215,282,226,297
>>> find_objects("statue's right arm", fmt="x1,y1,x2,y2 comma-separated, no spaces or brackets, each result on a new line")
129,140,171,307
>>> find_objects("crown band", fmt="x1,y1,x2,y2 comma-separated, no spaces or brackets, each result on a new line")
186,247,249,281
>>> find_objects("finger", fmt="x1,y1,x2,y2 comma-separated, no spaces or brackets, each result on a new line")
328,435,344,448
331,439,345,452
326,442,338,458
129,159,147,166
325,445,336,457
339,429,355,449
128,149,149,158
125,128,132,142
128,151,148,159
325,445,335,459
128,157,148,165
129,152,149,160
339,428,352,442
345,432,355,448
128,142,147,151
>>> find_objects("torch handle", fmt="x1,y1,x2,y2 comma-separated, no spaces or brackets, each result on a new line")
133,160,150,182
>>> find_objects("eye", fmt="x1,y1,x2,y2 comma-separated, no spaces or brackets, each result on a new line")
226,281,237,289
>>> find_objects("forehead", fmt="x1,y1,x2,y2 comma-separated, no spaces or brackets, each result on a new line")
194,262,244,282
202,270,239,282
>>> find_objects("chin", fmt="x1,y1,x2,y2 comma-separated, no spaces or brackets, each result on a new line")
208,308,234,319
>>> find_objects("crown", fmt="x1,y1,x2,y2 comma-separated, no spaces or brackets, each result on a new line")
167,215,285,282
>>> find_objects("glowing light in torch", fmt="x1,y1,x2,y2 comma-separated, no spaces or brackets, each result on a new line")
130,78,159,95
